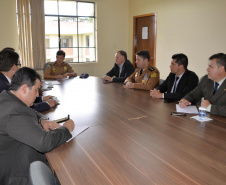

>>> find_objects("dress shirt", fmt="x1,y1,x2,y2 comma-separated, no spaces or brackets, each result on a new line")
5,75,11,84
118,62,125,77
163,72,184,98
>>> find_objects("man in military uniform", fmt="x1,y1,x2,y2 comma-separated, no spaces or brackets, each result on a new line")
123,50,159,90
44,50,77,79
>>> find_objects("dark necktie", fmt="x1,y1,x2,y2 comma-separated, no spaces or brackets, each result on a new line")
213,82,219,95
173,76,179,93
140,69,143,75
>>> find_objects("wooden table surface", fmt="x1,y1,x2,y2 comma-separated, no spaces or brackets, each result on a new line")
44,77,226,185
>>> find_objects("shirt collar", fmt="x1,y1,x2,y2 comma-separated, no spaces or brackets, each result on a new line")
118,61,125,69
176,72,185,80
4,74,11,84
216,77,226,87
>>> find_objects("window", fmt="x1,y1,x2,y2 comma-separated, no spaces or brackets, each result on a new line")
44,0,96,63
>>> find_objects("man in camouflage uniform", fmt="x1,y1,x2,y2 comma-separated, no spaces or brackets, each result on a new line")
124,50,159,90
44,50,77,79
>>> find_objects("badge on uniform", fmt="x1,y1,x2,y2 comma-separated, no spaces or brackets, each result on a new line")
64,66,67,71
142,74,148,84
52,67,56,72
135,72,138,77
151,72,156,77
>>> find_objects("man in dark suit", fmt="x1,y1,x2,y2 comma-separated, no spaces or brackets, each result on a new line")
0,49,56,112
179,53,226,117
0,67,75,185
102,50,135,83
150,53,198,100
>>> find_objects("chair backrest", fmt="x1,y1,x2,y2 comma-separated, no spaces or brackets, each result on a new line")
43,62,51,73
29,161,58,185
159,79,164,85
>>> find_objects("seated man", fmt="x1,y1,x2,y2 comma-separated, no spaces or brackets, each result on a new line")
179,53,226,117
102,50,135,83
0,67,75,184
0,49,56,112
150,53,199,100
44,50,77,79
124,50,159,90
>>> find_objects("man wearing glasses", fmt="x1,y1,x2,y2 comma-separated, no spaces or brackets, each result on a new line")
0,48,57,112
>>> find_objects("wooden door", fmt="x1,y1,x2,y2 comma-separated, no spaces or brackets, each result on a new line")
133,13,157,66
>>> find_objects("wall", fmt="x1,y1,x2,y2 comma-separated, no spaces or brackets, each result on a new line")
2,0,225,79
128,0,226,79
0,0,130,78
0,0,18,52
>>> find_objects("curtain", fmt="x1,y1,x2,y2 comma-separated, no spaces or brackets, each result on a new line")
17,0,46,70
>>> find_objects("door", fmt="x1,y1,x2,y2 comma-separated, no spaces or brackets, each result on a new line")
133,13,157,66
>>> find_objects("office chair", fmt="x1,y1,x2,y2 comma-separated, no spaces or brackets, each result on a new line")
29,161,58,185
159,79,164,85
43,62,51,73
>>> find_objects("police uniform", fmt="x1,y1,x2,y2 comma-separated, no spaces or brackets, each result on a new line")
124,63,160,90
45,61,74,76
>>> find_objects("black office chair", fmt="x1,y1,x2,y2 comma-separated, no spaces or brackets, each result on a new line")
29,161,58,185
159,79,164,85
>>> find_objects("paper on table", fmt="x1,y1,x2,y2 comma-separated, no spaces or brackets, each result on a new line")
190,116,213,122
60,123,89,142
176,104,199,114
44,81,61,85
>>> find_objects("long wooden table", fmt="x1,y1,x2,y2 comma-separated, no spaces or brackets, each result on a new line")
44,77,226,185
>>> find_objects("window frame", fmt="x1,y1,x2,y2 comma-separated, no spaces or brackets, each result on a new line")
45,0,96,63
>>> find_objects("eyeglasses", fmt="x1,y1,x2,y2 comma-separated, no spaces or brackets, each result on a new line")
16,59,21,67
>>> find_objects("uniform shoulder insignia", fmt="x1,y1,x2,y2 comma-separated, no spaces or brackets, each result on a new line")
65,63,72,67
149,67,155,71
47,63,54,68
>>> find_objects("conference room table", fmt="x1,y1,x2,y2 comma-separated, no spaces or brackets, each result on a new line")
43,77,226,185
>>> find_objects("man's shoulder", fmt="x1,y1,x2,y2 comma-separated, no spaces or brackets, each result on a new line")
200,75,211,83
185,69,198,77
63,62,72,67
124,60,133,65
46,62,56,68
124,60,135,69
148,65,159,73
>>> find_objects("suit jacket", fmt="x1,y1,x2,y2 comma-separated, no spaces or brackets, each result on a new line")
156,70,199,100
0,90,72,185
0,72,50,112
183,75,226,117
0,72,10,93
106,60,135,82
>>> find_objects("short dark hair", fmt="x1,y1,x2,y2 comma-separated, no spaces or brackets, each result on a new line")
117,50,127,60
1,47,15,52
0,49,19,71
10,67,41,91
136,50,150,61
209,53,226,72
172,53,188,70
56,50,65,57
